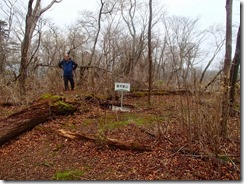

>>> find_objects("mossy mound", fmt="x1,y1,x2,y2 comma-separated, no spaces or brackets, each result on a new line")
50,100,77,115
40,93,63,101
40,93,77,115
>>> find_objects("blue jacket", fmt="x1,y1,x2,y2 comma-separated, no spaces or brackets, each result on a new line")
58,59,78,76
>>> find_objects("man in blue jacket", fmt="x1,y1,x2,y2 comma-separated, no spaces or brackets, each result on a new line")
58,54,78,91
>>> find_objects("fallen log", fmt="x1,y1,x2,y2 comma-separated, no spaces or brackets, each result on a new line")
57,129,96,141
104,137,152,152
127,89,193,98
57,129,152,152
0,94,78,146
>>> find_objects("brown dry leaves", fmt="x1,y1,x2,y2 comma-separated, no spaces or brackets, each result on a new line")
0,95,240,180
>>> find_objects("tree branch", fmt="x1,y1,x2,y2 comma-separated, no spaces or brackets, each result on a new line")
40,0,62,15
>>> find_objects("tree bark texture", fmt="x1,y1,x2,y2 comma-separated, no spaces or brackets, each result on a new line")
148,0,153,105
19,0,62,101
220,0,232,138
229,25,240,111
0,98,77,146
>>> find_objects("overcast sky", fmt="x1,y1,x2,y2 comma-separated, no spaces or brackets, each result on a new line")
43,0,240,29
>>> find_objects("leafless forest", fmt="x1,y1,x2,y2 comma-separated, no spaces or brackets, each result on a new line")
0,0,240,180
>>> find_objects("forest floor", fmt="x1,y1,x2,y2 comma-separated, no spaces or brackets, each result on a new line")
0,90,241,180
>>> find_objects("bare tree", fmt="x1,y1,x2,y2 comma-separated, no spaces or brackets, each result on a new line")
229,24,240,113
77,0,116,83
87,0,105,67
220,0,233,138
199,26,225,86
0,20,8,74
148,0,152,105
19,0,62,102
0,0,18,39
0,0,18,76
163,16,206,89
120,0,146,78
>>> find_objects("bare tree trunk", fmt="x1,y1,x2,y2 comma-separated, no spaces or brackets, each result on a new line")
0,45,6,74
19,0,62,102
19,29,31,101
199,39,224,85
203,69,222,91
87,0,104,67
120,0,145,78
148,0,153,105
19,0,34,101
220,0,232,138
229,25,240,112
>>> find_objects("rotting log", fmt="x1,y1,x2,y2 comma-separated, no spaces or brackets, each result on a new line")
127,89,193,98
57,129,152,152
0,94,78,146
104,137,152,152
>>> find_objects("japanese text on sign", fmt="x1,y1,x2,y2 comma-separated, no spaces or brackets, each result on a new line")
115,82,130,92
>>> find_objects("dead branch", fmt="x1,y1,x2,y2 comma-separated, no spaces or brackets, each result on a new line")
57,129,151,152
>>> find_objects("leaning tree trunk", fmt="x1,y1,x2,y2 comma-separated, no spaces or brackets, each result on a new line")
0,95,77,146
229,25,240,113
220,0,232,138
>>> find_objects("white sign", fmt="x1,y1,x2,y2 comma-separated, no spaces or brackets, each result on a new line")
115,82,130,92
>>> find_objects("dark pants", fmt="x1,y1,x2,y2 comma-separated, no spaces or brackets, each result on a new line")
63,75,75,90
